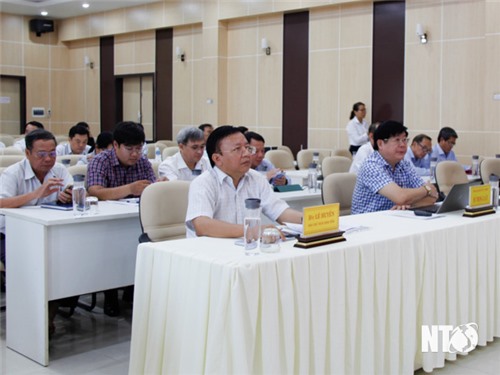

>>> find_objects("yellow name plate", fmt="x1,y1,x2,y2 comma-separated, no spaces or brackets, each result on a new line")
303,203,339,237
468,184,491,208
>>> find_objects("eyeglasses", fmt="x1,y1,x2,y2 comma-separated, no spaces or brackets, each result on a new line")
122,145,143,154
218,145,256,156
33,151,57,159
384,137,409,145
185,144,205,152
418,143,432,154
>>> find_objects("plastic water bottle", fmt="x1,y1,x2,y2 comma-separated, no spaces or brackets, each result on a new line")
489,174,499,209
471,155,479,176
155,146,162,162
308,162,318,192
430,157,437,181
244,198,261,255
72,174,87,216
313,151,323,181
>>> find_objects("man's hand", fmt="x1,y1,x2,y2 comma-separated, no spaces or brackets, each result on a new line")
129,180,151,196
266,168,280,181
273,174,287,186
58,184,73,203
36,178,65,199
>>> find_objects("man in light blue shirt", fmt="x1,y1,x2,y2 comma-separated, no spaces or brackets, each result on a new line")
431,127,458,163
404,134,432,176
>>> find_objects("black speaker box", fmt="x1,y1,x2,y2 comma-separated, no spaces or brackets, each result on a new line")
30,19,54,37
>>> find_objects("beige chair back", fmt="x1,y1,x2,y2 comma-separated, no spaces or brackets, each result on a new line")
0,146,24,155
276,145,294,159
264,150,295,171
480,158,500,184
0,155,24,167
296,149,329,170
56,155,83,166
154,142,167,155
435,161,468,195
146,144,156,159
139,180,191,242
149,160,160,178
321,156,352,177
332,149,353,160
156,140,178,147
321,172,357,216
55,135,69,145
0,135,15,147
67,164,88,186
162,146,179,160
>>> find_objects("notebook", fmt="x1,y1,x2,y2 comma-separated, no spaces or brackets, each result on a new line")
412,181,482,214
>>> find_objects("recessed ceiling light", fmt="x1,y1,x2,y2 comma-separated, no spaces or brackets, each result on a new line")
82,3,90,8
41,11,48,16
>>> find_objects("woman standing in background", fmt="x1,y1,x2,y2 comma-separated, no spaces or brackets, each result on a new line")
346,102,369,155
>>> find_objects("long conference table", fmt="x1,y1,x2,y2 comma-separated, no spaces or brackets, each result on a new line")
0,187,319,366
1,201,141,366
129,209,500,374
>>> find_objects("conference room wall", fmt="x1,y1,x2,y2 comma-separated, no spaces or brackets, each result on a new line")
2,0,500,159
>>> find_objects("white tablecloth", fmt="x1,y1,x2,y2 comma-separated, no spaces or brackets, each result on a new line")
129,210,500,374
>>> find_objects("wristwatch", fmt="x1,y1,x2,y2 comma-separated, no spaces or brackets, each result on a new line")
423,185,432,196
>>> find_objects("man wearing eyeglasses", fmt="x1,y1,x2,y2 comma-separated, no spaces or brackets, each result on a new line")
431,127,458,162
0,129,73,329
186,125,303,238
404,134,433,176
158,127,210,181
352,121,438,214
87,121,156,317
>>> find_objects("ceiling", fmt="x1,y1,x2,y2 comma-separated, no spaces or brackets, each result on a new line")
0,0,159,20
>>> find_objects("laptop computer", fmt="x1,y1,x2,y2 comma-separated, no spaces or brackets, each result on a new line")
412,181,482,214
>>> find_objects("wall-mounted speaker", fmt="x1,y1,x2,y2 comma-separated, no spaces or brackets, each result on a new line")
29,19,54,37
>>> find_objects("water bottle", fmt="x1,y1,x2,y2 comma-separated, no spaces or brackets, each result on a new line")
308,162,318,192
313,151,323,181
155,146,162,162
244,198,261,255
471,155,479,176
430,157,437,181
72,174,87,216
489,174,499,209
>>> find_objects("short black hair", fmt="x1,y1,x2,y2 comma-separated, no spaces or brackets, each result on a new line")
25,121,44,131
368,122,380,135
113,121,145,146
198,123,213,132
237,126,249,134
25,129,56,151
95,131,113,149
373,120,408,151
69,124,90,138
412,134,432,144
437,127,458,142
245,131,265,144
206,125,243,168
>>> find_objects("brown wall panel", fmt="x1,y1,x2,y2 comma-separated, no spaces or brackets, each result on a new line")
282,11,309,155
100,36,120,132
155,28,173,141
372,1,405,123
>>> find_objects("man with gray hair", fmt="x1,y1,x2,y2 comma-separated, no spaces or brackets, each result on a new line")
158,127,211,181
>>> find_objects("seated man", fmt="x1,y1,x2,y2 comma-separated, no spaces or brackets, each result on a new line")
431,127,458,162
158,127,210,181
56,123,91,156
404,134,432,176
245,131,290,186
351,121,438,214
13,121,44,152
186,125,302,238
198,123,214,143
77,131,113,165
0,129,73,335
87,121,156,316
349,122,379,174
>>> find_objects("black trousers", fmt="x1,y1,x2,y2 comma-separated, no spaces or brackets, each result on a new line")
349,145,361,155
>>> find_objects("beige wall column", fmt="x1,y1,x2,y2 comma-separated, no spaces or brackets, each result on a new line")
201,4,227,127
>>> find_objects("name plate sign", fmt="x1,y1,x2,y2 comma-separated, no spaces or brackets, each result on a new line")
468,185,491,208
302,203,339,237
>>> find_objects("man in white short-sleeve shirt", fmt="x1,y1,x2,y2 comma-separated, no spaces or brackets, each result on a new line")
158,127,210,181
185,126,303,238
12,121,45,152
